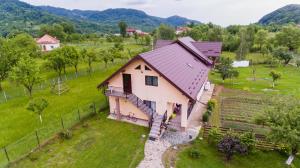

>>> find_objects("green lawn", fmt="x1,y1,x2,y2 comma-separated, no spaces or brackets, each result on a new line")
210,65,300,97
176,140,300,168
9,114,148,168
0,61,123,148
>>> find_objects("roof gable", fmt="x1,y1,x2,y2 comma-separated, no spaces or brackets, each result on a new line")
177,37,213,65
36,34,60,44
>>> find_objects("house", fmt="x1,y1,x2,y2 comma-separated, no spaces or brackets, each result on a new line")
155,39,222,65
98,37,221,140
176,27,192,35
126,28,137,36
126,28,149,36
36,34,60,52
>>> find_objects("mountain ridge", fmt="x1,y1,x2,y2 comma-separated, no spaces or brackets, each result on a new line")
259,4,300,25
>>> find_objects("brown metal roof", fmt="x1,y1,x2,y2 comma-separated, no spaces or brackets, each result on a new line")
192,42,222,57
139,43,209,100
98,36,213,101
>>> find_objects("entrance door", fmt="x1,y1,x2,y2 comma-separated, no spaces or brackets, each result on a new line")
122,74,132,94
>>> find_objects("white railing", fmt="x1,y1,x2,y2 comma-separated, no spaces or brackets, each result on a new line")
107,86,124,93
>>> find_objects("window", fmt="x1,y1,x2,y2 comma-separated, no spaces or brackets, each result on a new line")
51,46,54,49
145,65,151,71
143,100,156,111
135,65,141,70
145,76,158,86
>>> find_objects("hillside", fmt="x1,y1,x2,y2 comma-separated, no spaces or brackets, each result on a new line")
0,0,108,36
0,0,200,36
38,6,201,32
259,4,300,25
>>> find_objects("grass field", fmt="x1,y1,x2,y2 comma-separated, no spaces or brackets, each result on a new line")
9,114,148,168
175,140,300,168
210,64,300,97
0,38,145,148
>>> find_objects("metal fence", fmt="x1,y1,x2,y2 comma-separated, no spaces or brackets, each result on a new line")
0,101,105,168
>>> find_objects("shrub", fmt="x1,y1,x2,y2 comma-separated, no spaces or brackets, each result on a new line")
189,148,201,159
296,60,300,68
208,128,223,144
202,111,209,122
240,132,256,152
59,129,73,140
218,136,248,161
207,99,217,111
277,144,290,156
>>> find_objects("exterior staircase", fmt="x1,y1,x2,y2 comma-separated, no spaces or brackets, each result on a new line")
149,113,164,140
167,115,181,131
106,88,167,140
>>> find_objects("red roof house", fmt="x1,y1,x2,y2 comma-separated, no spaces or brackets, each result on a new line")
36,34,60,52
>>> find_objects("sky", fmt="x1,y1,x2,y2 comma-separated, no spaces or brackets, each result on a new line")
22,0,300,26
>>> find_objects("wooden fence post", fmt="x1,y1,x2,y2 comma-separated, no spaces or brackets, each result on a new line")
77,109,81,121
3,147,10,162
3,91,7,102
93,102,96,114
61,117,65,129
35,131,40,148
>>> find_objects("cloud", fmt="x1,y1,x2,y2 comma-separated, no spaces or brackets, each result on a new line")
123,0,150,5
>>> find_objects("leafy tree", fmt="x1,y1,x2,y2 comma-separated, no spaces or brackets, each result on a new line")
10,33,41,58
275,25,300,51
134,32,139,44
46,50,66,80
10,56,42,97
254,29,268,52
258,97,300,158
207,25,223,41
82,49,97,74
118,21,127,38
39,24,67,41
236,28,249,60
296,60,300,68
61,22,75,34
269,71,281,88
27,98,48,124
215,57,239,82
145,35,151,46
156,24,175,40
218,135,248,161
61,46,81,77
273,47,294,65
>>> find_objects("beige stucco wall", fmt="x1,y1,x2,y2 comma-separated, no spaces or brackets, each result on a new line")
107,59,191,127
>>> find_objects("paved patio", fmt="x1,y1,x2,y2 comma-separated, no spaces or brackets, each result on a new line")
137,84,215,168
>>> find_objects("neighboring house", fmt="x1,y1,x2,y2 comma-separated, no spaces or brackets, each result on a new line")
176,27,192,35
155,39,222,65
126,28,149,36
98,37,220,140
36,34,60,52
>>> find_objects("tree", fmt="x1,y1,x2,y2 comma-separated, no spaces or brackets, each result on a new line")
156,24,175,40
269,71,281,88
39,24,67,41
10,33,41,58
46,50,66,80
258,97,300,158
27,98,48,124
215,57,239,82
10,56,42,97
218,135,248,161
118,21,127,38
236,28,249,60
275,25,300,51
61,46,81,77
134,32,139,44
145,35,151,46
254,29,268,52
82,49,97,74
273,47,294,65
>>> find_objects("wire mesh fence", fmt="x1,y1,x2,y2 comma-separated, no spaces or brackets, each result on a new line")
0,63,110,104
0,101,103,168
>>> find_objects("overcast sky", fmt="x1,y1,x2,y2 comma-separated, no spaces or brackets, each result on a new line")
22,0,300,26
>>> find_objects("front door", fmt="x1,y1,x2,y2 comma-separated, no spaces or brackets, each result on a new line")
122,74,132,94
